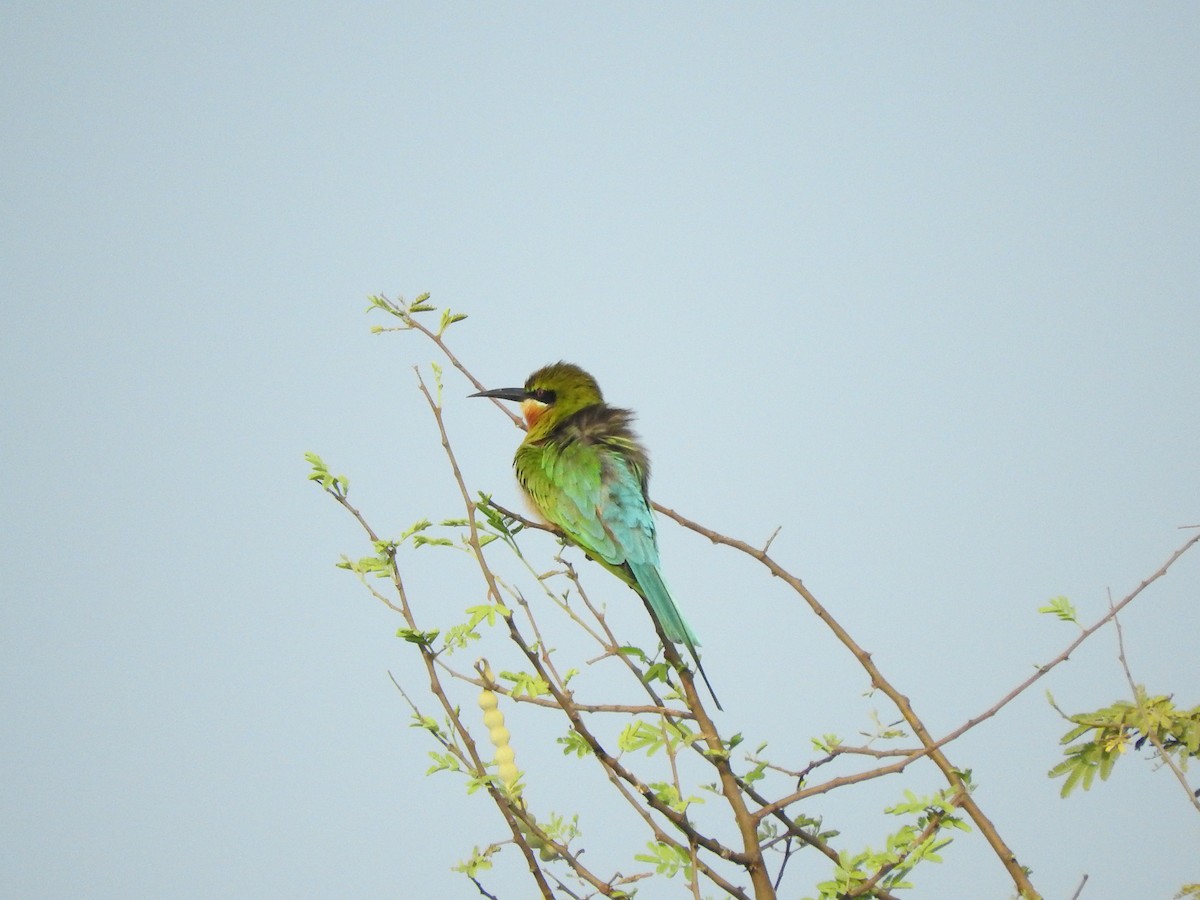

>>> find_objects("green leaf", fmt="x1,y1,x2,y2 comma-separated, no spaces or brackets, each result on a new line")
412,535,454,549
614,645,649,663
557,729,592,758
500,670,550,699
464,773,496,795
464,603,511,628
304,452,348,496
440,623,481,652
397,627,440,647
634,841,693,879
1038,595,1078,623
884,789,931,817
426,751,462,776
410,713,442,735
452,845,498,879
642,662,670,685
811,733,843,753
618,720,666,756
743,760,769,786
304,451,327,478
437,308,469,336
400,519,433,541
339,552,393,579
647,782,704,814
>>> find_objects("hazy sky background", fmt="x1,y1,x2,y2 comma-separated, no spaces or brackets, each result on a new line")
3,4,1198,898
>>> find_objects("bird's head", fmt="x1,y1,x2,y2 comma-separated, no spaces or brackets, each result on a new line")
471,361,604,431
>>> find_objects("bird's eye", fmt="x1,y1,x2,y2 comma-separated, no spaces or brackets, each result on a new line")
530,388,556,404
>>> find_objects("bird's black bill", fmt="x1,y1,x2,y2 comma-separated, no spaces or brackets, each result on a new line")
469,386,528,402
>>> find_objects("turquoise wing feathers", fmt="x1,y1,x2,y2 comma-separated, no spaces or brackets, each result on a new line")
515,427,697,647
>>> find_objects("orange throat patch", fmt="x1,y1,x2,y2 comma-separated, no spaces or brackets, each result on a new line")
521,399,548,429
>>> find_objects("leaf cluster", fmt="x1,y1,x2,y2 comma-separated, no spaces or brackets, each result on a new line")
304,294,1200,900
1048,688,1200,797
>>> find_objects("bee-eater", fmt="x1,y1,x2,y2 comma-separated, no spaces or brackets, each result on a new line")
472,362,722,710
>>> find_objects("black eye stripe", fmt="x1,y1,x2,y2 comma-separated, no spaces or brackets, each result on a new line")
528,388,556,404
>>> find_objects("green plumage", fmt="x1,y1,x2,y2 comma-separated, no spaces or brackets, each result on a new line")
473,362,721,710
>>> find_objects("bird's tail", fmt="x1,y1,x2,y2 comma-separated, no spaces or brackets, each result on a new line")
629,561,698,646
629,562,723,711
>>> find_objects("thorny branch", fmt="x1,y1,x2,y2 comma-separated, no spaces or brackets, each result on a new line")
314,295,1199,899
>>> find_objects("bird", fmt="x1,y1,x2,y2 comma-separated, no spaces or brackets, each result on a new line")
471,362,722,710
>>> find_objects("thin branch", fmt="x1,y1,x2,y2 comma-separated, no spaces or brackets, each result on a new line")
757,530,1200,815
757,753,927,817
379,295,524,430
487,500,556,533
434,659,691,717
469,876,500,900
545,872,588,899
761,526,782,555
924,531,1200,755
771,837,795,892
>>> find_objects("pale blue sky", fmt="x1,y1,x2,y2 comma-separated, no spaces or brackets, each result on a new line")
3,4,1198,898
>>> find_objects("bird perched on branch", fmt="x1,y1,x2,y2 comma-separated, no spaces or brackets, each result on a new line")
471,362,722,710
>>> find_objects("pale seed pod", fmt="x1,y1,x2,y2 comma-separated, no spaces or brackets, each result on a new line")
477,664,520,792
482,708,504,729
